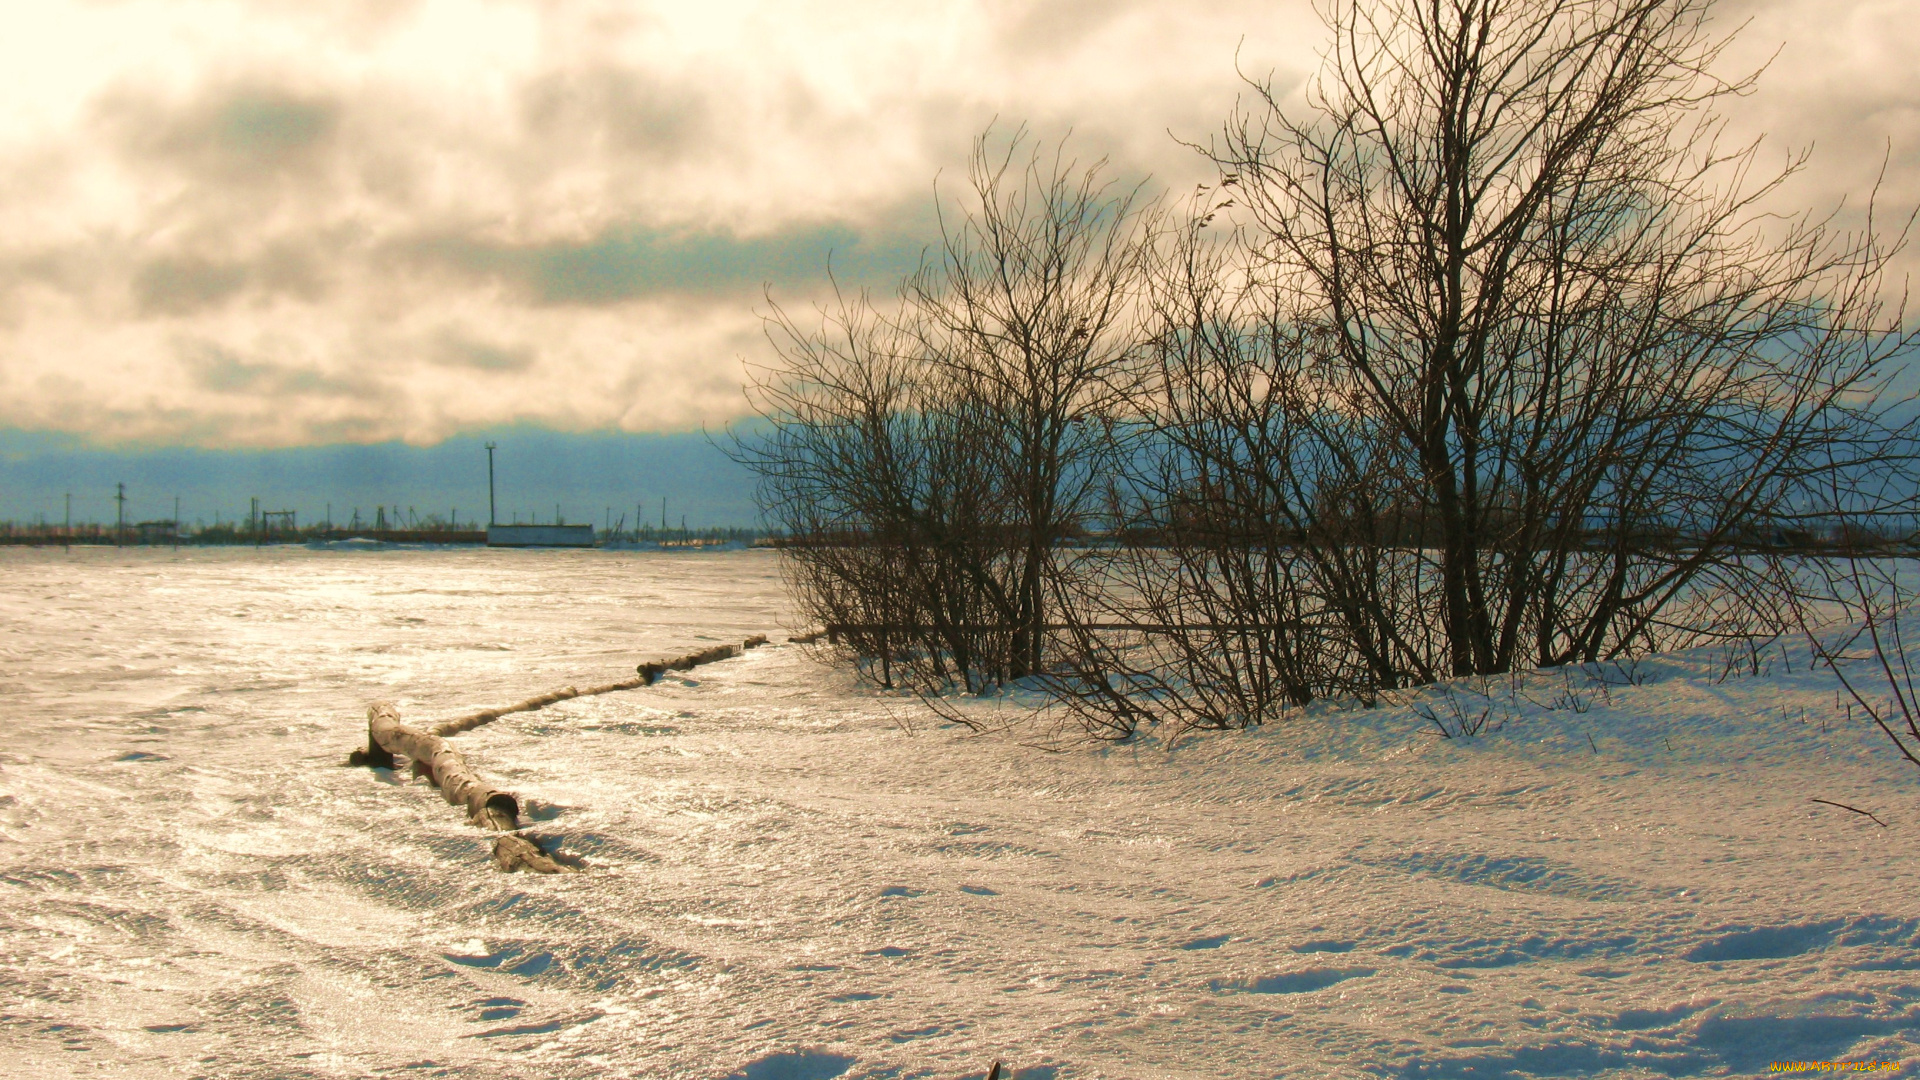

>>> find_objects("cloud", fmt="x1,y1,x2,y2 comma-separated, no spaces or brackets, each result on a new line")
517,64,710,163
429,329,535,373
0,0,1909,450
184,340,375,398
128,86,339,176
402,219,928,305
133,256,250,314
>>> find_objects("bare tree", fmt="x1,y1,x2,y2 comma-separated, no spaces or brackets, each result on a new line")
1777,550,1920,777
1040,228,1361,737
904,131,1158,681
1155,0,1916,690
736,287,977,690
735,129,1158,706
743,1,1917,744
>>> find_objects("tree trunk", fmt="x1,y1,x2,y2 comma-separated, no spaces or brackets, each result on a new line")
348,635,773,871
366,701,521,830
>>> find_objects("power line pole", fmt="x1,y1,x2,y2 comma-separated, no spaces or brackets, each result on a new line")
485,442,497,527
114,483,126,546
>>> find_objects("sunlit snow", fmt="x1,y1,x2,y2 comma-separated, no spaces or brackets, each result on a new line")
0,547,1915,1078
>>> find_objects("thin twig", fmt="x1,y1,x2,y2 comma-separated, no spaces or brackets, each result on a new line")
1809,797,1889,828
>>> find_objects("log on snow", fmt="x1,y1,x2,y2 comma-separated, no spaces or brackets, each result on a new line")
364,701,520,830
492,833,572,874
429,634,772,737
433,684,606,737
636,634,768,684
344,635,775,872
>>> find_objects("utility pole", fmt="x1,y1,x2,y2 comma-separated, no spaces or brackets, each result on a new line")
485,442,498,527
63,492,71,552
173,495,181,546
114,482,126,545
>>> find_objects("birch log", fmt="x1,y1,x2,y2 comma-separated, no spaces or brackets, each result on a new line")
492,834,569,873
635,635,768,685
345,634,775,873
431,634,771,737
366,701,520,830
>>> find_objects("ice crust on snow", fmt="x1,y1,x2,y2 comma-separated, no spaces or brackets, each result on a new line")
0,546,1915,1077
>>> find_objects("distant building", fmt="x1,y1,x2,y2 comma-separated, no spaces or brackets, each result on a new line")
486,524,595,548
133,520,180,543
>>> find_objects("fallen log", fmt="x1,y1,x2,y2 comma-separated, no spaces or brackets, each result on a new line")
345,634,775,873
358,701,521,830
434,684,602,737
349,706,573,873
492,833,572,873
431,634,772,737
635,634,769,685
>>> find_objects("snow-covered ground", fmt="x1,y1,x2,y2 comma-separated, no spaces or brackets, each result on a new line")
0,547,1915,1079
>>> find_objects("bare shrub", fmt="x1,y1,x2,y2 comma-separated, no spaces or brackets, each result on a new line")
742,0,1917,745
1778,553,1920,773
1049,0,1918,739
735,129,1159,713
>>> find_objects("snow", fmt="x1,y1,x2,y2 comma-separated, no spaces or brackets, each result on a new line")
0,546,1916,1078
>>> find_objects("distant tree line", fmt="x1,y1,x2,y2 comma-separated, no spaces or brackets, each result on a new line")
0,516,771,546
735,0,1920,738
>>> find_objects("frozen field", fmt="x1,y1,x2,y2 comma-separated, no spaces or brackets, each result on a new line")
0,546,1916,1078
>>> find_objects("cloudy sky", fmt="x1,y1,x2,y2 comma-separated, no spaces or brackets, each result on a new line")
0,0,1915,466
